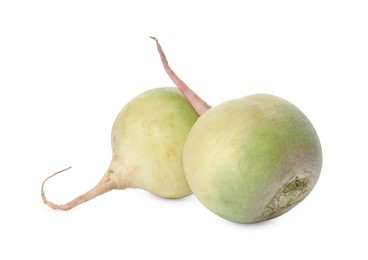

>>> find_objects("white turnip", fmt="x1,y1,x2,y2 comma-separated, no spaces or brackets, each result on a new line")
42,87,198,210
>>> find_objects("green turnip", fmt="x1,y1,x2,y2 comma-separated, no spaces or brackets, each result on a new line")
183,95,322,223
41,87,198,210
152,37,323,223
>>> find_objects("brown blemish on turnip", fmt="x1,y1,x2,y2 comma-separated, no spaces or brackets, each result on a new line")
262,175,311,218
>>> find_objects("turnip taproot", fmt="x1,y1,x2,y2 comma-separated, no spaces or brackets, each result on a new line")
41,87,198,210
152,37,323,223
150,37,210,116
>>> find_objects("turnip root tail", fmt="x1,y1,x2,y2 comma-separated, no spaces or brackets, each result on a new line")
41,167,117,210
150,36,211,115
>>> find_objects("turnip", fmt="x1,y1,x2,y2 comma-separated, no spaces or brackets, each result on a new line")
41,87,198,210
152,37,323,223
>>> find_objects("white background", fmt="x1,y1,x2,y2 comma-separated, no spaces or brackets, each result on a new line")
1,0,367,259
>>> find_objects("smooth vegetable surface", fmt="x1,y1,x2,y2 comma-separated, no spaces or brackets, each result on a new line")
152,37,323,223
42,87,198,210
183,95,322,223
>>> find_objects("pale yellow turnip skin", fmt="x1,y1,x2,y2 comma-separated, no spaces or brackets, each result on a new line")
183,94,322,223
108,87,198,198
41,87,199,211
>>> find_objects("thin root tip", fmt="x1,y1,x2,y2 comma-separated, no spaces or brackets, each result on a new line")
41,166,73,209
149,36,158,42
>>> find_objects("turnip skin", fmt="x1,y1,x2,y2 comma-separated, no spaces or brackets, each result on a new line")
110,87,198,198
42,87,198,210
183,94,322,223
151,37,322,223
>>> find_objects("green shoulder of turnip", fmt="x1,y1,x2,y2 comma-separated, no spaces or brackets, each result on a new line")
152,37,322,224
